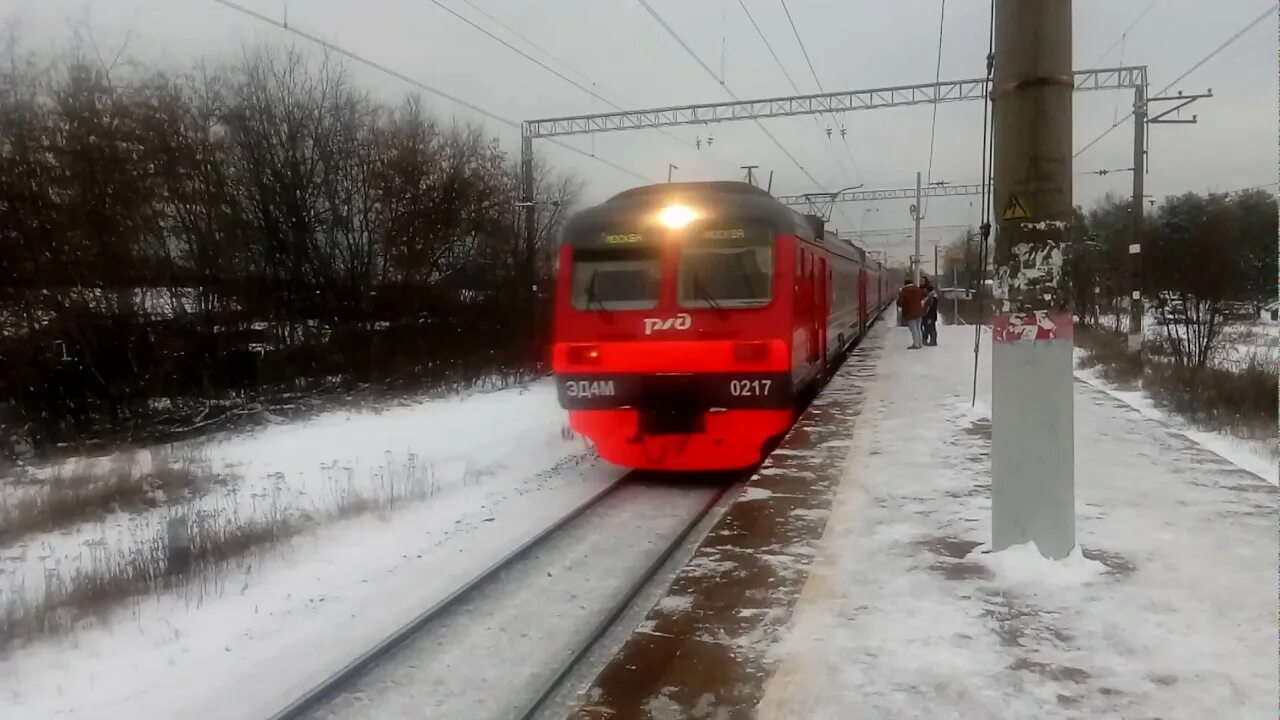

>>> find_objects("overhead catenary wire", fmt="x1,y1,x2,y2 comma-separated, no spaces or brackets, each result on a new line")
775,0,864,183
456,0,630,106
922,0,947,217
426,0,618,109
1087,0,1159,69
972,0,996,408
778,0,823,93
733,0,856,228
737,0,801,93
431,0,717,159
635,0,824,190
1074,2,1277,159
209,0,652,182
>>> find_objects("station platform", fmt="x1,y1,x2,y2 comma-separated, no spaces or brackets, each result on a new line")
567,321,1276,719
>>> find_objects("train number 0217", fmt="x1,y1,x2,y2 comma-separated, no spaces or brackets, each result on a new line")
729,379,772,397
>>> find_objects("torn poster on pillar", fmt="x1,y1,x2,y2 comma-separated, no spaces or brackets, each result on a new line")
992,311,1074,343
993,242,1065,313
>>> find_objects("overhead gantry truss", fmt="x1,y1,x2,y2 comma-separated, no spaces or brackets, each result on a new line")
775,183,986,213
523,66,1147,139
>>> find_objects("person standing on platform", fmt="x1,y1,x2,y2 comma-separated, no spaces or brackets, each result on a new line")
897,278,925,349
921,277,939,347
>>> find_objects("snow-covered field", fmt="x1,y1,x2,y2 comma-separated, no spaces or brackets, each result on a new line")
758,325,1276,719
1213,320,1280,372
0,379,624,719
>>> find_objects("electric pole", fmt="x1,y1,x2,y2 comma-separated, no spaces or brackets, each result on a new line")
991,0,1075,559
1129,86,1145,356
910,171,922,284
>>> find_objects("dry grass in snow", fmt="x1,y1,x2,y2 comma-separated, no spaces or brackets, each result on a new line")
0,455,213,546
0,453,447,651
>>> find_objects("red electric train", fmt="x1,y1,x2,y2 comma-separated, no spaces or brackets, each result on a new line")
551,181,897,471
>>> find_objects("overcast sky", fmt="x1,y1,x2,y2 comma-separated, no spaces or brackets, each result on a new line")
3,0,1276,264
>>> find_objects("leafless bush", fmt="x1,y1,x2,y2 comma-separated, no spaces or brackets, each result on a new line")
1140,359,1276,441
1076,326,1276,440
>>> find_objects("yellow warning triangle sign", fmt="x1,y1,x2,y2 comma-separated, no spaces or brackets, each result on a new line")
1001,194,1030,221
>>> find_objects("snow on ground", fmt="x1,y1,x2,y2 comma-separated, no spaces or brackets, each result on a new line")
1,379,624,719
1214,320,1280,372
1074,359,1276,485
757,325,1276,720
3,380,590,602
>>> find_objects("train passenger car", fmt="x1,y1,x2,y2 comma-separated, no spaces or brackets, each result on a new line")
551,181,896,471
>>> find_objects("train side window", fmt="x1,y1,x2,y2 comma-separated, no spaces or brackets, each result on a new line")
570,246,661,311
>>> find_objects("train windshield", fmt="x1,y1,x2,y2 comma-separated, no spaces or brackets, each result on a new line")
570,246,661,311
678,240,773,309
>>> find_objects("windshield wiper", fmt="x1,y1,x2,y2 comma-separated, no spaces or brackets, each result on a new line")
691,269,730,317
691,270,720,310
585,270,609,312
731,251,761,302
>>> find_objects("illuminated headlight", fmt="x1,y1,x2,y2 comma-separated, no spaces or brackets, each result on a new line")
656,204,698,229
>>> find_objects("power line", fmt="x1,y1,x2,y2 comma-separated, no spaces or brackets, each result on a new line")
774,0,863,184
1087,0,1159,68
736,0,801,93
455,0,628,106
635,0,823,189
434,0,712,157
1074,2,1276,159
1217,181,1279,194
210,0,652,182
636,0,726,90
734,0,857,217
779,0,823,93
426,0,617,109
922,0,947,216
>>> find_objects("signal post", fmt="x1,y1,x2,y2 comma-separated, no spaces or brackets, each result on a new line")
990,0,1076,559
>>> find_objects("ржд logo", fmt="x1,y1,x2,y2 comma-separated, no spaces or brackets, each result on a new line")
642,313,693,335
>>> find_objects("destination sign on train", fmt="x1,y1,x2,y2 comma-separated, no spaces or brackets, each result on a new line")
702,228,746,240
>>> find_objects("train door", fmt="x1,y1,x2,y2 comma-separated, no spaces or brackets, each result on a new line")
804,252,819,366
858,266,868,334
824,260,834,361
815,257,828,370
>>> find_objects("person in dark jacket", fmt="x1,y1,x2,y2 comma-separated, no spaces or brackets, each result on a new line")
921,277,939,346
897,278,926,349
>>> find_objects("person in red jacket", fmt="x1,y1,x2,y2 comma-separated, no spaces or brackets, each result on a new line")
897,278,926,349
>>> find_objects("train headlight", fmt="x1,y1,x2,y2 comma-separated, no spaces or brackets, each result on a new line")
657,204,698,229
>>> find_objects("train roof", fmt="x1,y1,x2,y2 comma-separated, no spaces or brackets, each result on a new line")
561,181,816,247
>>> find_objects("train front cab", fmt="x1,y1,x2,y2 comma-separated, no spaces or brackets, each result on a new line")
552,216,810,472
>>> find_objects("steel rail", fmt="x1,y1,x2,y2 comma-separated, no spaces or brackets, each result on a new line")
267,475,634,720
514,481,737,720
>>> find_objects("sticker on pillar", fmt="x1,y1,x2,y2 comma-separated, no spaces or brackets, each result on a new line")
1000,194,1031,221
992,311,1074,343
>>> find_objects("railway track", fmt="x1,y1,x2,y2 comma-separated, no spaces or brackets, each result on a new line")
267,474,737,720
